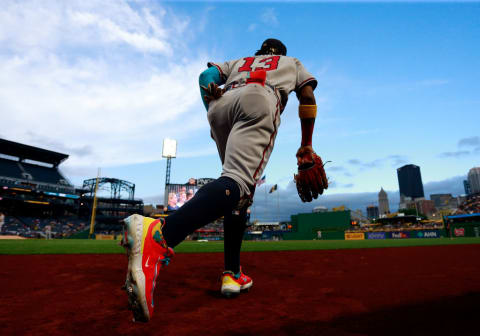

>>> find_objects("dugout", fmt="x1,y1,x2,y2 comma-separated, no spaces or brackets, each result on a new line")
445,213,480,238
283,210,351,240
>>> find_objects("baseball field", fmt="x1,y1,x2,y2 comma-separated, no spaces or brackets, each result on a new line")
1,238,479,335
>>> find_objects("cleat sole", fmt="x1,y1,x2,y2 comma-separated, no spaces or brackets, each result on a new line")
125,275,149,323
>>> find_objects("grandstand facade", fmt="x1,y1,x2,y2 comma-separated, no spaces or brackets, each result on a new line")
0,139,143,237
0,139,78,216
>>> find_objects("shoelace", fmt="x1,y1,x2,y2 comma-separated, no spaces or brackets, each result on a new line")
161,248,174,266
161,256,171,266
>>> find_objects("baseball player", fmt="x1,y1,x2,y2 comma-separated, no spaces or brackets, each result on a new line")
121,38,328,322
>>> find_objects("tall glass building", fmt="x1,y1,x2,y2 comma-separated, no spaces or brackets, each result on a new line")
468,167,480,194
397,164,425,199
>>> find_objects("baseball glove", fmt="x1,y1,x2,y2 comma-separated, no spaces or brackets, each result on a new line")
294,146,329,202
201,82,224,105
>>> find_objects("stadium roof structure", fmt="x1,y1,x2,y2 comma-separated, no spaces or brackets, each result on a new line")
446,213,480,219
0,138,68,166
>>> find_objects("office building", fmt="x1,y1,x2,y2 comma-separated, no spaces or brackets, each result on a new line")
464,180,471,195
378,187,390,215
366,205,379,220
430,193,456,210
397,164,425,200
467,167,480,194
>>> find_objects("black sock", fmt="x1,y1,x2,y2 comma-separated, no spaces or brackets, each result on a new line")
223,208,248,274
162,176,240,248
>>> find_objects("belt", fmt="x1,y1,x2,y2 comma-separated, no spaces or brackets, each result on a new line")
224,81,277,94
224,81,283,109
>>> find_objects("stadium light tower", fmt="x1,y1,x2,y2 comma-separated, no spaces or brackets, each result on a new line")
162,138,177,207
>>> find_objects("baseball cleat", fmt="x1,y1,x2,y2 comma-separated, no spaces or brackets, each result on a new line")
221,267,253,298
122,214,174,322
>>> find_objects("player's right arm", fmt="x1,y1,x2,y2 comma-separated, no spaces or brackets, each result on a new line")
297,85,316,149
199,66,224,110
294,84,329,202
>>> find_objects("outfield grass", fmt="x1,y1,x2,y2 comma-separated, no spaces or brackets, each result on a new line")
0,237,479,255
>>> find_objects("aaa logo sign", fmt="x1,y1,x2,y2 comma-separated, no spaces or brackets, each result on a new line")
345,232,364,240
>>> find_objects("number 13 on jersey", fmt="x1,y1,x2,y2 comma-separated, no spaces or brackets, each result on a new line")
238,56,280,72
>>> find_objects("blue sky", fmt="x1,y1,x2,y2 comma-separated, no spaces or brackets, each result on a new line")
1,1,479,220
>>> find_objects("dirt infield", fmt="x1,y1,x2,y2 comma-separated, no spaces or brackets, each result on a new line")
1,245,479,336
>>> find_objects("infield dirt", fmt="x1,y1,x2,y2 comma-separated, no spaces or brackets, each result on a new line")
1,244,479,335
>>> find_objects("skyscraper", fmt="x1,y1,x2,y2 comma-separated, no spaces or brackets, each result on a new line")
463,180,471,195
378,187,390,215
397,164,425,200
468,167,480,194
366,205,379,220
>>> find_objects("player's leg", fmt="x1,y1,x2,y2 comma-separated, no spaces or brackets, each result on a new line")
161,176,240,248
221,207,253,297
161,90,241,248
219,85,279,296
121,176,241,322
221,84,281,197
223,207,248,274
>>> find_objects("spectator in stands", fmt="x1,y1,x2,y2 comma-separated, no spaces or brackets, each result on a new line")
167,192,179,211
186,189,195,202
0,212,4,232
177,191,187,207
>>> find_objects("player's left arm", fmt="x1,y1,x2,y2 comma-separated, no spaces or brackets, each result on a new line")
199,67,224,110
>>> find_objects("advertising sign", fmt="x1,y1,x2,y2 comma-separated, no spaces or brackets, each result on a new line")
345,232,365,240
391,232,409,239
454,228,465,237
416,230,441,238
367,232,386,239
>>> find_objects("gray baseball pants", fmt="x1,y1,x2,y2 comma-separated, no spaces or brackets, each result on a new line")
207,83,281,201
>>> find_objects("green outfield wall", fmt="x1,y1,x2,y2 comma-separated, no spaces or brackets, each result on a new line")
283,211,351,240
449,223,480,238
445,214,480,238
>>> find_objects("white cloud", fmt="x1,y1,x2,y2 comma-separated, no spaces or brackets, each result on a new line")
261,8,279,26
0,0,208,168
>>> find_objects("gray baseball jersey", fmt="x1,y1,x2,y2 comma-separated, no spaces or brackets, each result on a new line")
209,55,317,109
206,55,317,203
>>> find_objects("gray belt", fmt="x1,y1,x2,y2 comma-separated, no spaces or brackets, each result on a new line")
224,81,284,109
225,81,276,93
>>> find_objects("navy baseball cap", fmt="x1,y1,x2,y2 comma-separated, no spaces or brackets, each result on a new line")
255,38,287,56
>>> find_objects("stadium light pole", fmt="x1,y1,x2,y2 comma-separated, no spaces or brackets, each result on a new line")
88,168,101,239
162,138,177,208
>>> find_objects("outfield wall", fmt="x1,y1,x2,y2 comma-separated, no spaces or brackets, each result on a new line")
356,229,446,240
283,211,351,240
446,214,480,238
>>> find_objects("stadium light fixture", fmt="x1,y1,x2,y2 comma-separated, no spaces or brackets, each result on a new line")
162,138,177,158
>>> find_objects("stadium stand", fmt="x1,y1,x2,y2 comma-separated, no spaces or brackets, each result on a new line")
1,139,144,238
455,193,480,214
0,139,74,194
1,215,88,238
22,162,70,185
0,158,24,180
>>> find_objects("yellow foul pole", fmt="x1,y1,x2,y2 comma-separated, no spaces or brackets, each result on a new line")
89,168,101,239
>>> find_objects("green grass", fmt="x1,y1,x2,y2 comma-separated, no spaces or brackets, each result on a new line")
1,237,480,255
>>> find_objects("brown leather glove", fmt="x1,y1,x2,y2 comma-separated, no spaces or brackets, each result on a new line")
201,82,224,105
294,146,329,202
